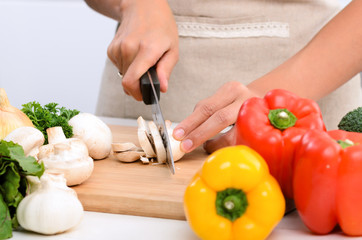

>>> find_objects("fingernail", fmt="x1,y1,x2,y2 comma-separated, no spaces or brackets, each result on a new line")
173,128,185,140
181,139,193,152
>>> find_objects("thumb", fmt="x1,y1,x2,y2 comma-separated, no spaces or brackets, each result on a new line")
203,126,237,154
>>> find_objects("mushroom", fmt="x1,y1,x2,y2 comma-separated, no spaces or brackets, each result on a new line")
165,120,185,162
112,142,146,163
137,116,185,163
137,116,156,158
68,113,112,160
4,126,44,158
37,127,94,186
112,117,185,164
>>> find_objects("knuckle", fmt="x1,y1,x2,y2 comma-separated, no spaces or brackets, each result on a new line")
119,38,138,58
214,109,233,125
198,102,216,118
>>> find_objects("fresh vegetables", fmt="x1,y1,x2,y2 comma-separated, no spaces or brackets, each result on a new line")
235,89,326,198
112,116,185,164
21,101,79,144
0,140,44,239
16,172,84,235
293,129,362,236
37,127,94,186
184,146,285,240
0,88,34,139
68,113,112,160
4,127,44,158
338,106,362,133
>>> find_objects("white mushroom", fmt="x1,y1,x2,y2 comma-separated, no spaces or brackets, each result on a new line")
68,113,112,160
137,116,156,158
37,127,94,186
112,142,146,163
4,126,44,158
136,117,185,163
148,121,167,163
165,120,185,162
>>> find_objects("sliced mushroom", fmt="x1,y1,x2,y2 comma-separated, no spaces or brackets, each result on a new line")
165,120,185,162
137,117,156,158
112,142,146,163
148,121,166,164
136,117,185,164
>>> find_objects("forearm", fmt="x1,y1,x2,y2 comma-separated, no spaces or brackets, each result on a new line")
248,0,362,101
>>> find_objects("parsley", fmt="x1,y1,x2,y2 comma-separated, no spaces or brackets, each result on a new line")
0,140,44,239
21,102,80,144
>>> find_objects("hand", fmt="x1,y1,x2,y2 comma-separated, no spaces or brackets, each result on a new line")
172,82,259,154
108,0,179,100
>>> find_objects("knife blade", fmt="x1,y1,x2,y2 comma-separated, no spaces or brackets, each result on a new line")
140,66,175,174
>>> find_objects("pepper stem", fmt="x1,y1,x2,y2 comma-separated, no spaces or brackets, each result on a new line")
337,139,355,149
216,188,248,222
268,108,297,130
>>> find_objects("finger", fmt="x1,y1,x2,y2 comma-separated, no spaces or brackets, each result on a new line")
118,37,139,76
107,40,119,68
156,47,179,92
173,82,245,141
179,99,242,153
122,40,169,101
203,126,237,154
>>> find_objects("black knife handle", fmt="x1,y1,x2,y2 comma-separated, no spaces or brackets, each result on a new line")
140,66,160,105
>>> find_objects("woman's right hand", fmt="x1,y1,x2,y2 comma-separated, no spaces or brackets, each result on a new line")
108,0,179,101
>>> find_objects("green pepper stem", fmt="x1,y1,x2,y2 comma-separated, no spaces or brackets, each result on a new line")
216,188,248,222
337,139,355,149
268,108,297,130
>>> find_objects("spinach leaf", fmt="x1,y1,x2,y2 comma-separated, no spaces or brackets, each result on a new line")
0,140,44,239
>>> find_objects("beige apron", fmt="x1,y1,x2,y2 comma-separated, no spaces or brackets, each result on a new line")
96,0,362,130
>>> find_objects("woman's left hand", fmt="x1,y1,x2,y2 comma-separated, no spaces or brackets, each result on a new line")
172,81,259,154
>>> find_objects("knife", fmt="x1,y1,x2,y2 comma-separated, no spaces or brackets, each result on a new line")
140,66,175,174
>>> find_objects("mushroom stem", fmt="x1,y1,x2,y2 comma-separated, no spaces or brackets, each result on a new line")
47,127,67,144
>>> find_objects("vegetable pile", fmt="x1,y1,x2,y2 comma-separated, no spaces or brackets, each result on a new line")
21,101,79,144
184,89,362,239
0,140,44,239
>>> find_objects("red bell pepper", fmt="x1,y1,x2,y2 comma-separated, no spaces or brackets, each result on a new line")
235,89,326,199
293,129,362,236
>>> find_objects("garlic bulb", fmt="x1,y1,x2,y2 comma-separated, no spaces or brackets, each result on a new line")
69,113,112,160
0,88,34,139
38,127,94,186
17,171,84,235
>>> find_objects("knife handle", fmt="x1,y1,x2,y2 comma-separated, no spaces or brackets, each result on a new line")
140,66,160,105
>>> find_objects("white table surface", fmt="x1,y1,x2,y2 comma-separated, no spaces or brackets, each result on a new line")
11,117,362,240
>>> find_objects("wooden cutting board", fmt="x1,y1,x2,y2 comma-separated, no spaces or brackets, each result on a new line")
71,125,209,220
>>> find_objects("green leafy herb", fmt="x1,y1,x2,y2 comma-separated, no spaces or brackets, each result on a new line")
0,140,44,239
21,102,80,144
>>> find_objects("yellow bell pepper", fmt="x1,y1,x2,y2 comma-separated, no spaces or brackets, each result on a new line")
184,146,285,240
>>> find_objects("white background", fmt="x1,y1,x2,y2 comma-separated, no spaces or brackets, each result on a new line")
0,0,353,114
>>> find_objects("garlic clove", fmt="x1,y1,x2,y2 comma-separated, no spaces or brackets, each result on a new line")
148,121,166,163
4,126,44,157
69,113,112,160
137,116,156,158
